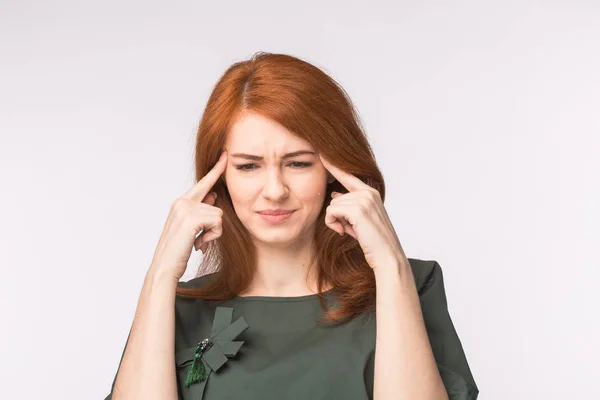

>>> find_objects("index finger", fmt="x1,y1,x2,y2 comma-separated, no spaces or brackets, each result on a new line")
182,150,228,201
319,153,367,192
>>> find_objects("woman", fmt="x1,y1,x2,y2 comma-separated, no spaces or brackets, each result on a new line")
104,52,479,400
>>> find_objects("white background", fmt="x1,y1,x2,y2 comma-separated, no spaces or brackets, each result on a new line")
1,0,598,399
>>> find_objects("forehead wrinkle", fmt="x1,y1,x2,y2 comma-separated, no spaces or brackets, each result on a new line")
231,137,312,161
226,113,313,160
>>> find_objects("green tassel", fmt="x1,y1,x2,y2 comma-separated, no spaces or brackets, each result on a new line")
185,340,210,387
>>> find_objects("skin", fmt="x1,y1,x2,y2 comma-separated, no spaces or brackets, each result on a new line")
111,110,447,399
318,155,448,399
222,110,334,297
223,111,447,397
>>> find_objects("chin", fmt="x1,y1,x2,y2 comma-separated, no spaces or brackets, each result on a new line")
254,230,296,242
248,226,303,245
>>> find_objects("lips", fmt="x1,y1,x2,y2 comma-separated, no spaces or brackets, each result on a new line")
257,210,295,215
257,210,295,224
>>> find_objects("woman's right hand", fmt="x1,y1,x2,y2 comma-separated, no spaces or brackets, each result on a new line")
149,150,228,282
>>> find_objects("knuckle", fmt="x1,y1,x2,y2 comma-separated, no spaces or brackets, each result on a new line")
365,188,378,199
373,188,381,198
358,200,369,213
171,197,188,210
171,198,192,217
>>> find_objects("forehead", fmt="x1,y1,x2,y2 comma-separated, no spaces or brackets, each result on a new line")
225,111,312,153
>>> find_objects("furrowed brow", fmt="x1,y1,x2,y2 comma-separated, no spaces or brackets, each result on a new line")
229,150,315,160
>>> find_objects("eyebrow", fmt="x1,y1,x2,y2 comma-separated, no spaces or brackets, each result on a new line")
229,150,316,160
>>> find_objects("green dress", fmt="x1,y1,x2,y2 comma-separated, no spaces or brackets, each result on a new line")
104,258,479,400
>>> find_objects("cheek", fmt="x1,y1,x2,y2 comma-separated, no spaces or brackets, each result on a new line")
293,176,327,200
226,170,327,202
224,174,248,202
225,176,264,212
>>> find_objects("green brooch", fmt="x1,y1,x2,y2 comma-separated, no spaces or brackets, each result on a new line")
184,337,213,386
184,306,249,388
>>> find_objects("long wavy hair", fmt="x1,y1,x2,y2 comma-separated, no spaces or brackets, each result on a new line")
175,51,386,325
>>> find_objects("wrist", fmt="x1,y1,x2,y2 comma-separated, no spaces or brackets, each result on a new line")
373,257,414,285
146,264,180,289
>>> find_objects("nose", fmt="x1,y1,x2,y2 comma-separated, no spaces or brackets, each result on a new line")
261,168,289,200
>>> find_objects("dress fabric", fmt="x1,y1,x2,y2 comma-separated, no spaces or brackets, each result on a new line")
104,258,479,400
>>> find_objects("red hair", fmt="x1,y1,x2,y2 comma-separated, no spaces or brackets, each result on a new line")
176,52,386,325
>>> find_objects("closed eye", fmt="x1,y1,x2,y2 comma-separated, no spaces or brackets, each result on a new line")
235,162,313,171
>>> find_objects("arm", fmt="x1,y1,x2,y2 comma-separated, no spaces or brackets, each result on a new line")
110,266,179,400
373,257,449,400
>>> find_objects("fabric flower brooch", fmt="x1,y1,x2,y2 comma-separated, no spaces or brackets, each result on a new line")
179,306,249,396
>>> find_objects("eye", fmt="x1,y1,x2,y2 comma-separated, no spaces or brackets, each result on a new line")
289,162,312,168
236,163,257,171
235,162,313,171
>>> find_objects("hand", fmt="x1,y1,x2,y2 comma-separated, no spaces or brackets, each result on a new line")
149,150,228,282
320,154,406,273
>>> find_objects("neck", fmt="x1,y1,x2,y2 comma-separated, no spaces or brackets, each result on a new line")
240,237,329,297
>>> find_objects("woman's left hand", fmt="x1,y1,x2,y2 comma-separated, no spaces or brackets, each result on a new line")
320,154,407,273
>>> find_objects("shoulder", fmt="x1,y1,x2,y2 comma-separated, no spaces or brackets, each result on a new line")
173,273,221,349
177,262,444,294
174,273,219,333
174,272,219,315
406,257,443,294
176,271,218,290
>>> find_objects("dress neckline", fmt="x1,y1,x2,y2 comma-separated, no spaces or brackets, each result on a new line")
231,287,335,302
